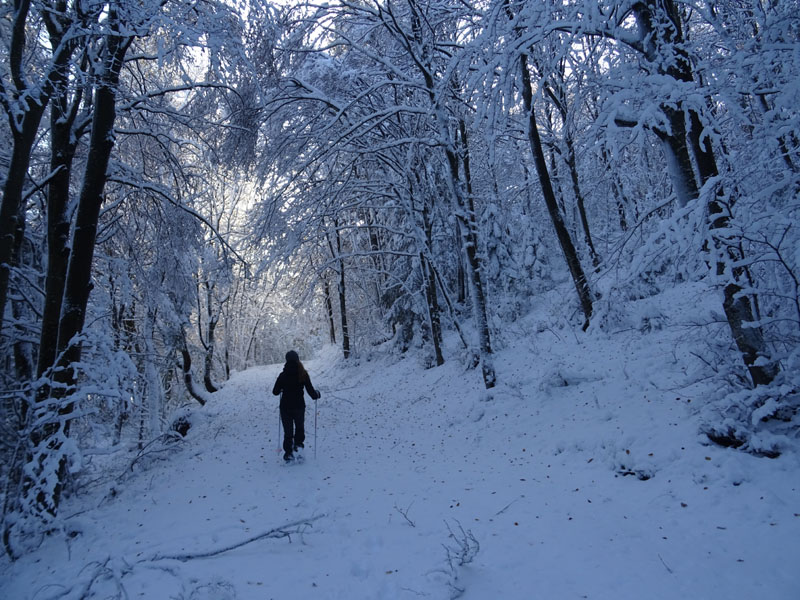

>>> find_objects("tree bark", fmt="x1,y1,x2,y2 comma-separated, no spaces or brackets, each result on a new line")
398,7,492,384
565,141,599,268
1,2,82,541
203,313,219,393
422,254,445,367
520,54,593,329
429,261,472,355
180,331,208,406
55,42,127,388
30,22,132,516
442,119,495,388
0,106,47,340
540,78,598,260
200,283,219,393
421,197,444,366
0,0,76,339
338,263,350,359
632,0,779,386
36,55,85,381
10,201,34,382
364,208,387,311
601,146,631,231
330,222,350,359
323,278,337,345
455,221,467,305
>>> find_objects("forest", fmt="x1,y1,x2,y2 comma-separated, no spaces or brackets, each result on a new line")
1,0,798,561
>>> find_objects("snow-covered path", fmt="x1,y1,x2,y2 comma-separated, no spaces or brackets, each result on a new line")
2,316,799,599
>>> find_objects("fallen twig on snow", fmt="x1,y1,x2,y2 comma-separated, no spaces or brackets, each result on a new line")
38,516,327,599
35,556,128,600
394,502,416,527
658,553,675,575
150,514,325,562
494,495,523,516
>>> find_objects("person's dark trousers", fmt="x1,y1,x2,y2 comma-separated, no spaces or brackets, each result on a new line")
280,406,305,454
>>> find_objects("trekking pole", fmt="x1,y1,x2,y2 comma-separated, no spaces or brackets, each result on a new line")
278,408,283,453
314,394,318,460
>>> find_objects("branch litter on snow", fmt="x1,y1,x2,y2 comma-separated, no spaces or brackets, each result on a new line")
394,502,416,527
150,515,325,562
37,516,326,599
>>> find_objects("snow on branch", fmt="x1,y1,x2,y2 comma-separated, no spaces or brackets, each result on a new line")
104,169,248,267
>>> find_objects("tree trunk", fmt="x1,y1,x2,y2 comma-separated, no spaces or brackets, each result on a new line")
654,109,700,209
695,126,779,385
422,255,445,367
111,301,136,445
365,208,387,311
429,263,472,355
2,4,80,544
323,279,337,344
633,0,779,386
180,332,208,406
11,301,34,383
0,109,46,339
334,224,351,359
455,221,467,304
55,60,124,389
757,95,798,172
244,314,263,366
201,284,219,393
542,77,600,268
547,151,568,225
565,140,600,268
203,314,219,393
422,199,444,366
0,0,75,339
601,146,630,231
441,119,495,388
338,263,350,359
144,327,164,438
29,26,132,517
36,67,83,381
10,201,34,382
520,54,593,329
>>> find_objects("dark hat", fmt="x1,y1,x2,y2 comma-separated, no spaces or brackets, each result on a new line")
285,350,299,363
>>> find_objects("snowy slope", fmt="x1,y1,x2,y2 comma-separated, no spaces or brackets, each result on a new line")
1,286,799,600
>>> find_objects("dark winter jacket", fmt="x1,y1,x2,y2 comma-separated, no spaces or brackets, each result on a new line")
272,361,319,409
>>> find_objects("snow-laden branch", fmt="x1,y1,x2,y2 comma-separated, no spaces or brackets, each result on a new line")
118,82,239,113
105,169,248,267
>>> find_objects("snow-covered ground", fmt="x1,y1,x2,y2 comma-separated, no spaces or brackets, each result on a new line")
2,285,799,600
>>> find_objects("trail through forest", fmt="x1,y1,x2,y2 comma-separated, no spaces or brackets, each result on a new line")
3,6,799,598
2,287,799,599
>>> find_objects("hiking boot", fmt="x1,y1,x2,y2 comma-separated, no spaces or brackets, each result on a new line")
283,452,293,462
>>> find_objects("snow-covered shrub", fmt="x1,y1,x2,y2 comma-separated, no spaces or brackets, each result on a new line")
441,520,480,599
700,347,800,457
484,203,549,326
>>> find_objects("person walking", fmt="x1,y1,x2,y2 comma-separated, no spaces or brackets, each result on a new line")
272,350,321,462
